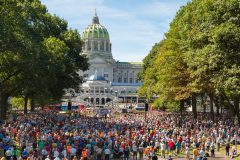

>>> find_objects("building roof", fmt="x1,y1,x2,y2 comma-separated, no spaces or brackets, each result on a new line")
115,61,143,68
111,82,142,86
116,61,143,65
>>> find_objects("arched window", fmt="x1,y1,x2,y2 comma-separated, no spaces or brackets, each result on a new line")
101,98,105,105
96,98,100,104
87,41,91,50
94,41,98,50
91,98,94,103
106,42,108,51
100,41,104,50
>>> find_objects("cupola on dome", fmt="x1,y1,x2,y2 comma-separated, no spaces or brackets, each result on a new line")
82,11,109,40
81,10,112,55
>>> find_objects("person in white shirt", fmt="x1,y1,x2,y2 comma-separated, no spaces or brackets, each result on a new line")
54,156,60,160
185,146,190,160
62,149,67,159
155,141,160,152
104,147,110,160
5,149,12,159
45,155,51,160
160,142,166,158
199,148,205,158
53,149,59,158
132,143,138,160
41,149,48,159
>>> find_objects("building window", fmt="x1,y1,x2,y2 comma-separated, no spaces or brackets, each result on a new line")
88,41,91,50
104,74,108,78
100,41,104,50
124,78,127,83
84,74,88,77
118,77,121,83
129,78,133,83
94,41,98,50
106,42,108,51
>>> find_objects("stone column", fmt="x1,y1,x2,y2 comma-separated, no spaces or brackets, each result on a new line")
85,41,88,51
98,41,100,51
121,71,123,83
133,71,135,83
94,87,95,94
91,41,94,51
104,41,106,51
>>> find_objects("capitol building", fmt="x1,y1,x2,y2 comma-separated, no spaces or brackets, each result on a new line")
70,12,143,107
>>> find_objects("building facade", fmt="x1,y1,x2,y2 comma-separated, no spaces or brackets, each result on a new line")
72,12,143,107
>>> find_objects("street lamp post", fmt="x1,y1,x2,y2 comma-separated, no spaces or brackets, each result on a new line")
235,115,238,154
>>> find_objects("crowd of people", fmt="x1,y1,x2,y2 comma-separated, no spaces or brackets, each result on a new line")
0,109,239,160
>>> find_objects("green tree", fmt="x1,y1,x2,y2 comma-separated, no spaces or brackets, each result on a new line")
0,0,88,119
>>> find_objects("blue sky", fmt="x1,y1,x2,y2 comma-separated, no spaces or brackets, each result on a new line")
41,0,189,62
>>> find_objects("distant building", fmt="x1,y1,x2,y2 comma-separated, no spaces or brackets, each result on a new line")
72,11,143,106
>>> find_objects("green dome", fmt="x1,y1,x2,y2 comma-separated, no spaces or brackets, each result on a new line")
82,13,109,40
82,23,109,40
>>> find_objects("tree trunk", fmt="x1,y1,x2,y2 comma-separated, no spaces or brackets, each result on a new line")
30,98,35,112
209,95,214,121
0,92,9,120
180,100,184,117
179,100,184,127
233,94,240,123
24,97,28,114
220,95,224,114
214,97,220,116
201,95,206,114
192,94,197,119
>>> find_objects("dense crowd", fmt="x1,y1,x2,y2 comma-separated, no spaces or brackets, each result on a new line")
0,110,239,160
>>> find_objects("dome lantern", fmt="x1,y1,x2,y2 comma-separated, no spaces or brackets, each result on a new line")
92,9,99,24
81,10,112,56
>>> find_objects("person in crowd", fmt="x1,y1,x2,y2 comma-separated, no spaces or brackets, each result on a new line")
0,110,238,160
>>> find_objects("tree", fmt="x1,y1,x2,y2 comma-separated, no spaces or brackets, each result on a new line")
141,0,240,119
0,0,88,119
138,43,160,101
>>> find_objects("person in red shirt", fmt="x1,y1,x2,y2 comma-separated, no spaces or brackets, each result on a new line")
178,136,182,143
168,140,175,155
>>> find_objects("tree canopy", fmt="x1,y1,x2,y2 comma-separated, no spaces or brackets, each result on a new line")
0,0,88,119
140,0,240,118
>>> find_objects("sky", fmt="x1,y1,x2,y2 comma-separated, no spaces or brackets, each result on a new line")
41,0,189,62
